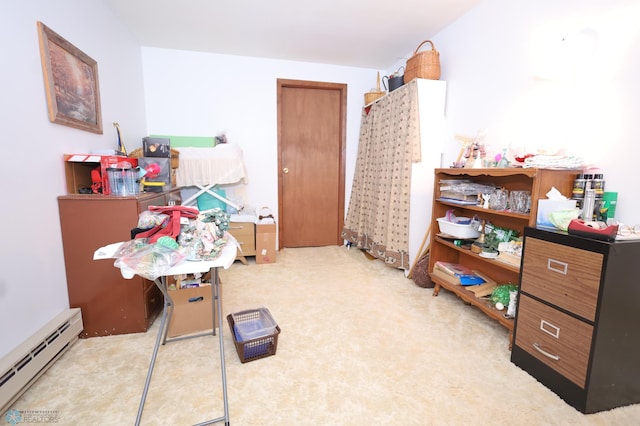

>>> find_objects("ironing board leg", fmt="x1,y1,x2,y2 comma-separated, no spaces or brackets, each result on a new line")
182,184,241,211
182,184,215,206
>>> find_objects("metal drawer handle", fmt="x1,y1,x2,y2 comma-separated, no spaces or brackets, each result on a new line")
547,258,568,275
229,225,244,230
540,319,560,339
533,342,560,361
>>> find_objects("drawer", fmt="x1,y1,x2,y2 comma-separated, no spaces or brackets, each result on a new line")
515,295,593,388
521,237,602,321
228,222,255,237
137,194,167,212
228,222,255,255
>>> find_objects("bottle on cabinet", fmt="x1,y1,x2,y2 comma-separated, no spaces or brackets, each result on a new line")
582,189,596,221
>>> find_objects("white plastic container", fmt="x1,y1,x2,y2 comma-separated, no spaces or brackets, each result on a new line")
232,307,278,342
436,217,481,239
107,167,139,196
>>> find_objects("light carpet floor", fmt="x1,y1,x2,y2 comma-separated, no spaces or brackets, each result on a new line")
11,246,640,425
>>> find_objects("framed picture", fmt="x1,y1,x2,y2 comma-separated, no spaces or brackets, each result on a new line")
37,21,103,134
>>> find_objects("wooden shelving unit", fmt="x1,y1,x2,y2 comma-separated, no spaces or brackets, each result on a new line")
427,167,578,347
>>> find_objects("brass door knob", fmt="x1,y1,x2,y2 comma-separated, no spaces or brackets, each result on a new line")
283,167,289,174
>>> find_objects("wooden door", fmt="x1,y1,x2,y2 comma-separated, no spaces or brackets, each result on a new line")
277,79,346,248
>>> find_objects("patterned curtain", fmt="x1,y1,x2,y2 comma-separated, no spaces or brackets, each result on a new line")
342,81,421,269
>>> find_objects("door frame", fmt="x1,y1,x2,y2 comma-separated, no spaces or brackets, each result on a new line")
276,78,348,248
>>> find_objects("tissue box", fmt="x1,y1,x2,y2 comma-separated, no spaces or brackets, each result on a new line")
536,199,577,229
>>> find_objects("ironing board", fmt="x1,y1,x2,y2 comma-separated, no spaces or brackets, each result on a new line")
176,145,247,211
94,237,237,426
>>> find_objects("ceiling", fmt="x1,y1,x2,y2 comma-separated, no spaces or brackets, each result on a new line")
104,0,482,70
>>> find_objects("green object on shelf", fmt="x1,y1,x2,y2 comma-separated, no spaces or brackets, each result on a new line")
483,223,518,253
490,284,518,306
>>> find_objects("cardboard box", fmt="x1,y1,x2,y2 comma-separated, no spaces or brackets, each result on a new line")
255,223,277,264
64,154,137,195
167,285,219,338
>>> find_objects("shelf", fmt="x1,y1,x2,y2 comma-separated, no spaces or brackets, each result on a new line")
428,167,579,349
430,274,514,333
434,236,521,274
436,199,530,221
434,167,539,178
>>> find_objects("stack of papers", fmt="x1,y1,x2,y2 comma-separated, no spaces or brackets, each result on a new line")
432,261,486,285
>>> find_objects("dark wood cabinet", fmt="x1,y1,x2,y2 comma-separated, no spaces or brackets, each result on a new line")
58,189,180,338
511,227,640,413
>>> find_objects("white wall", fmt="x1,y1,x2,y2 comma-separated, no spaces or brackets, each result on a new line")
425,0,640,223
141,47,379,216
4,0,640,361
0,0,148,358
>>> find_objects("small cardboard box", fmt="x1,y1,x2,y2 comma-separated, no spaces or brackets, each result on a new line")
167,285,219,338
64,154,137,195
255,223,277,264
142,137,171,158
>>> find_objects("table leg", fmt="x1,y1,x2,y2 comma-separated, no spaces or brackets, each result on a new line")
215,267,230,424
135,277,169,426
194,267,230,425
136,271,230,425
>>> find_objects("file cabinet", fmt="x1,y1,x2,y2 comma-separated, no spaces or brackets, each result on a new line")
511,227,640,413
58,189,180,337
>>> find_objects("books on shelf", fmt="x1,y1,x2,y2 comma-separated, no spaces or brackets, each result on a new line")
437,197,480,206
440,190,479,202
433,261,486,285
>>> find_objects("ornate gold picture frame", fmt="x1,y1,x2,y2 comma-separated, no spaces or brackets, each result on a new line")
37,21,103,134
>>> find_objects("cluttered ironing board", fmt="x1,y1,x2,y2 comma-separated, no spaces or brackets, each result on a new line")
175,143,247,211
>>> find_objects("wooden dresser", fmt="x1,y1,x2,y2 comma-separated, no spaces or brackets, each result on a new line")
511,227,640,413
227,221,256,264
58,189,180,338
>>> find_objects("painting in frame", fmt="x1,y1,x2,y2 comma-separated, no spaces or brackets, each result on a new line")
37,21,103,134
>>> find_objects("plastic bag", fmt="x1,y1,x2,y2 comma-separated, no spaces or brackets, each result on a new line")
549,209,580,231
137,210,169,229
114,240,185,281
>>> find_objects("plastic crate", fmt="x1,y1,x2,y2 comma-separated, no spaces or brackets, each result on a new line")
231,307,277,341
227,312,280,363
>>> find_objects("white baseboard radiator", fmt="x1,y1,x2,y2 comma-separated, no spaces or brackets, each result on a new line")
0,308,83,413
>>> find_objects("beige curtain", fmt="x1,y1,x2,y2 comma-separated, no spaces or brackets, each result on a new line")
342,81,421,269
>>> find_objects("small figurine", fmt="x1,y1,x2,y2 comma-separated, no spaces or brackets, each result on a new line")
482,193,491,209
471,220,486,254
497,148,510,168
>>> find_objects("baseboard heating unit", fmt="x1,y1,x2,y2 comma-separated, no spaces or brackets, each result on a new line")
0,308,83,413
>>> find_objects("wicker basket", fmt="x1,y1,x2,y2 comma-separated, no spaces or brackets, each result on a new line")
364,91,385,105
364,71,386,105
404,40,441,83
